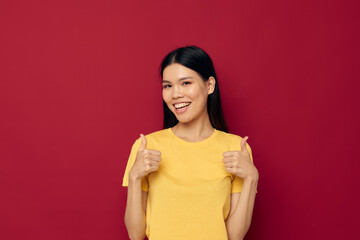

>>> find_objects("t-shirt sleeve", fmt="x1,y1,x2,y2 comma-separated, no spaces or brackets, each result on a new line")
122,137,149,192
231,141,257,193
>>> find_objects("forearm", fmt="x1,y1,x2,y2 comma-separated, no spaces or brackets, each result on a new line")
124,176,146,240
226,177,258,240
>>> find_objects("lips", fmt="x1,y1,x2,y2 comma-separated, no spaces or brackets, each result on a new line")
173,102,191,113
173,102,191,109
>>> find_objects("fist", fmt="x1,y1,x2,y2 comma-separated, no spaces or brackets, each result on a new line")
222,136,258,181
129,133,162,180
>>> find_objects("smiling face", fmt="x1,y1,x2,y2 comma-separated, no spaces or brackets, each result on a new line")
162,63,215,124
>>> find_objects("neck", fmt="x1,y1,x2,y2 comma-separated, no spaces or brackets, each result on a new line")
172,111,214,142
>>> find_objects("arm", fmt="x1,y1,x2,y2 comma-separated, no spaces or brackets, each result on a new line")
225,176,258,240
223,136,258,240
124,176,148,240
124,134,160,240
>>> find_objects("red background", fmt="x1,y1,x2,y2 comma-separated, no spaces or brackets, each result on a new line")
1,0,359,239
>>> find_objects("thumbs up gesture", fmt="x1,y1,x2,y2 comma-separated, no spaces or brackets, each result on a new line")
129,134,162,180
223,136,258,181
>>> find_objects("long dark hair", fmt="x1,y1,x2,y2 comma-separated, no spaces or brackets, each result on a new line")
160,45,228,133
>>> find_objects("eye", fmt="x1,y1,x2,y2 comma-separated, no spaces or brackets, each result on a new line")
162,84,171,89
182,81,191,86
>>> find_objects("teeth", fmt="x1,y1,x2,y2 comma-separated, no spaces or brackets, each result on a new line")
174,102,191,109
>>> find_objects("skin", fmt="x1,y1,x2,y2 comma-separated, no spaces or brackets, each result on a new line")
162,63,216,140
124,63,259,240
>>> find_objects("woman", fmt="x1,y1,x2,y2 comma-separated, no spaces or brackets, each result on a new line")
123,46,259,240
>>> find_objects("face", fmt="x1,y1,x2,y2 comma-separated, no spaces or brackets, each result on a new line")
162,63,215,124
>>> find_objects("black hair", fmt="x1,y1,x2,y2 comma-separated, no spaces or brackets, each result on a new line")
160,45,228,133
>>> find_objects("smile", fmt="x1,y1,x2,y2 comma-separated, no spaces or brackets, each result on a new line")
174,102,191,109
174,102,191,113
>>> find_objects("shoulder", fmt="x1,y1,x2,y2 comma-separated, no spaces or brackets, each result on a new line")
215,130,251,151
215,129,244,142
144,128,169,138
131,128,170,148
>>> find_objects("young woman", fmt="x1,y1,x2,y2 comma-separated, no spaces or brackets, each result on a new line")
123,46,259,240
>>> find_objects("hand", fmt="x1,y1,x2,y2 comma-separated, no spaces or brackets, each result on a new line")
129,134,162,180
223,136,258,181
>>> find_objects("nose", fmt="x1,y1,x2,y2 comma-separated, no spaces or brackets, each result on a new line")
172,85,183,98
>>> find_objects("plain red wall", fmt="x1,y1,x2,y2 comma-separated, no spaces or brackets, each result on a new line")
1,0,359,239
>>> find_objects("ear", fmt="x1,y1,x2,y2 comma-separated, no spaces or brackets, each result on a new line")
207,76,216,95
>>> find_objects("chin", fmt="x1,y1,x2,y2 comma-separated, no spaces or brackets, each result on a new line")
175,115,195,124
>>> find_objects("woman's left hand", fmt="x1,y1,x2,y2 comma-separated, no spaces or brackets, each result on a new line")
223,136,259,181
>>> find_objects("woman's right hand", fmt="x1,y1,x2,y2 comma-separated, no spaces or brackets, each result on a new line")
129,134,162,180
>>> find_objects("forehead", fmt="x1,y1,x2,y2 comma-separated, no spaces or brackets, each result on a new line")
162,63,201,81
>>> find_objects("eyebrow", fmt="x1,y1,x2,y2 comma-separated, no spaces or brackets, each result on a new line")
162,77,193,83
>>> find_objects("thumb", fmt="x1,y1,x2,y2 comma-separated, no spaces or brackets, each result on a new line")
138,133,147,151
241,136,249,152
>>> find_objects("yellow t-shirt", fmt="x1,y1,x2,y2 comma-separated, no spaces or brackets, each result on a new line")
122,128,254,240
